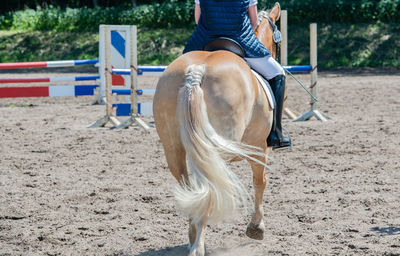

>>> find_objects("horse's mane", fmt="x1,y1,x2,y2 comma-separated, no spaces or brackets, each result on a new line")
257,10,271,26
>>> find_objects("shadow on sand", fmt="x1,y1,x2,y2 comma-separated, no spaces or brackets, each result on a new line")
370,226,400,236
134,245,188,256
132,241,259,256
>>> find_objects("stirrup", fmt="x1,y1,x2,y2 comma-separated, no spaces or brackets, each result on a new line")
268,139,292,150
271,143,292,150
268,127,292,150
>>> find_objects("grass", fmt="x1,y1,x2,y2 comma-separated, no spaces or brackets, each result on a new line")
137,28,192,65
0,28,192,65
0,30,98,62
0,23,399,67
289,22,400,67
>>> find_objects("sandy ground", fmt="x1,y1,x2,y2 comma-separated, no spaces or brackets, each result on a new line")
0,68,399,256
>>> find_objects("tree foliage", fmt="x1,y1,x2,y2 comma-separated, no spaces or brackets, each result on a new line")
262,0,400,23
1,0,164,13
0,0,399,31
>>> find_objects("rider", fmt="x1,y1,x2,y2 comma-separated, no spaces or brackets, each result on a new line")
183,0,291,149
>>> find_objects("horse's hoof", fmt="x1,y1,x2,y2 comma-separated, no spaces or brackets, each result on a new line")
188,249,205,256
246,221,265,240
188,244,206,256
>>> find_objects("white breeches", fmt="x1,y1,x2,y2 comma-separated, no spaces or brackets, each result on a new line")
245,55,285,80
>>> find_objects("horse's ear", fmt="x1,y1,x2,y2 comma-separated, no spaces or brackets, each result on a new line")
270,2,281,22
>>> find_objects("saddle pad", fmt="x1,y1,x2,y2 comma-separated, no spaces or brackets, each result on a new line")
251,70,275,109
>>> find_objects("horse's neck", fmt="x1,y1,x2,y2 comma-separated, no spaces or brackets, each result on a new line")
255,20,276,59
255,21,267,43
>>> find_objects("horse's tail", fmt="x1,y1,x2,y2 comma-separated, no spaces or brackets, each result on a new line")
175,64,267,224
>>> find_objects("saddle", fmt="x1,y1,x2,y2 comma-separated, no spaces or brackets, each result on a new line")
203,37,245,58
203,38,275,109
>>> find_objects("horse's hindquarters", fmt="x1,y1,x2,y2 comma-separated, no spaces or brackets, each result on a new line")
155,50,271,213
154,51,273,175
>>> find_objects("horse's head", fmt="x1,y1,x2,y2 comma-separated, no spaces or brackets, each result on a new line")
255,2,281,59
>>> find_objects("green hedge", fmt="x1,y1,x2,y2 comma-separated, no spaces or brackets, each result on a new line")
264,0,400,24
0,2,194,31
1,0,163,14
1,0,399,31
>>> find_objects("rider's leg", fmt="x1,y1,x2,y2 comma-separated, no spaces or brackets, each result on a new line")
245,55,285,80
245,55,291,148
266,74,291,148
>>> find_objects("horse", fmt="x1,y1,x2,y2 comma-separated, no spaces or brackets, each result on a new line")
153,3,282,256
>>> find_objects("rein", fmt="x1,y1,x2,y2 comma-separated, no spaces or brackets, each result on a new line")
258,12,318,102
257,12,281,58
265,16,282,49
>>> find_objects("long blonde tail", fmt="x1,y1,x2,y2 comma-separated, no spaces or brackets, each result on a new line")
174,64,266,224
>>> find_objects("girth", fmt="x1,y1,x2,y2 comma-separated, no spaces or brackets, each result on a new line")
203,37,245,58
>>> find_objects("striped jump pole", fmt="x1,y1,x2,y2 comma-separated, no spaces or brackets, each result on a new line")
112,88,155,95
0,59,100,99
112,65,165,76
0,59,98,69
0,75,99,84
0,85,99,98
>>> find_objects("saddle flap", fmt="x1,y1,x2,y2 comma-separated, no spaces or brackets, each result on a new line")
251,70,275,110
203,37,245,58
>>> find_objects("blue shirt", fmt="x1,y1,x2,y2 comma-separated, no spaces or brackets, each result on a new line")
195,0,258,6
183,0,271,58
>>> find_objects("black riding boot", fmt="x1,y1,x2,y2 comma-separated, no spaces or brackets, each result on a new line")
267,75,292,149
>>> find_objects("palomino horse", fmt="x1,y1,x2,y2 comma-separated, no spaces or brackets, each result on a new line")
153,3,281,256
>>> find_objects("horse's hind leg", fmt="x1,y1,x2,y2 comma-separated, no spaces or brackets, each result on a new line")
246,149,269,240
188,221,196,247
155,123,200,250
188,219,207,256
162,140,207,255
162,141,188,183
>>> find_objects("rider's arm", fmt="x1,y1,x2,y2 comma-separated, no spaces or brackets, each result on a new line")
195,1,201,24
248,0,258,30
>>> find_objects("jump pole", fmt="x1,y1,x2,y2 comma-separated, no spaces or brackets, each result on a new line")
294,23,330,122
